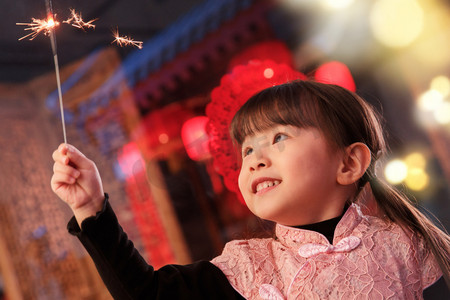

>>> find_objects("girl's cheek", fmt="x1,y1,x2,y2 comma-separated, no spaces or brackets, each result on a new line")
237,170,246,192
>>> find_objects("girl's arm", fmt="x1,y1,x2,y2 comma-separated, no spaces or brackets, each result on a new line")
68,195,243,299
51,144,243,299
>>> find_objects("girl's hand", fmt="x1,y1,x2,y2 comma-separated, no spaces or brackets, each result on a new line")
51,143,105,225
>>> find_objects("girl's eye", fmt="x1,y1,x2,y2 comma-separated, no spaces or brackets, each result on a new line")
273,133,288,144
242,147,253,157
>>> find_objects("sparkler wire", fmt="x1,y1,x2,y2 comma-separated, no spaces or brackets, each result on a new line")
45,0,67,144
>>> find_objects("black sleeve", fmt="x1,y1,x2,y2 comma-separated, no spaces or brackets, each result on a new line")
67,194,244,300
423,276,450,300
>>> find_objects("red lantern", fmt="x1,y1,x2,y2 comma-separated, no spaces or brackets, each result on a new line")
315,61,356,92
181,116,211,161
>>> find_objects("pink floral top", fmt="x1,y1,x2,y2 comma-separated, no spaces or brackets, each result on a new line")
211,189,442,299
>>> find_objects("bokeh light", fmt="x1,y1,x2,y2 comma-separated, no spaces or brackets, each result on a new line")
434,101,450,125
158,133,169,144
264,68,274,79
404,152,427,169
370,0,424,48
418,89,443,111
384,159,408,184
416,76,450,127
430,76,450,97
405,168,429,191
384,151,432,192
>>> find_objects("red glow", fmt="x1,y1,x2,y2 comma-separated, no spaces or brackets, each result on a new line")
132,104,194,159
181,116,211,161
117,142,145,179
315,61,356,92
228,40,294,69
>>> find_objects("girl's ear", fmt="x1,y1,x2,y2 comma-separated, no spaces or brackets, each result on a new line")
336,143,372,185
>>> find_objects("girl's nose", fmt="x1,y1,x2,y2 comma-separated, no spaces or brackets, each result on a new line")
249,151,270,171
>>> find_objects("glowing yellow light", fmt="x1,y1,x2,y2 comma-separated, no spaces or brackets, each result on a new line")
418,89,443,111
320,0,355,10
370,0,424,48
405,168,429,191
434,101,450,124
404,152,427,169
430,76,450,97
384,159,408,184
47,17,55,27
16,16,60,40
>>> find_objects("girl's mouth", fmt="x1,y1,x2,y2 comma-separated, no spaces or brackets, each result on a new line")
255,180,281,194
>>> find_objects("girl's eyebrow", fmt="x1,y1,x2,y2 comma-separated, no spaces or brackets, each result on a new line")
240,135,258,150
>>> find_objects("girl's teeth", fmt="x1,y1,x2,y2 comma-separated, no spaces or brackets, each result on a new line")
256,180,280,192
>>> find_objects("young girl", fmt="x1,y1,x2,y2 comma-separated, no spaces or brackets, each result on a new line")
51,80,449,299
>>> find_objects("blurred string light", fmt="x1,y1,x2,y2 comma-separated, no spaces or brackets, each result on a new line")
370,0,424,48
384,152,430,191
416,75,450,127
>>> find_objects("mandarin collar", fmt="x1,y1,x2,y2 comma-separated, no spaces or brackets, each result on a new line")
275,203,364,249
274,184,378,249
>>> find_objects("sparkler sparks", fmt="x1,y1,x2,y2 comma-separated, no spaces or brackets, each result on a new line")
16,5,143,143
16,15,60,41
112,29,143,49
63,9,97,30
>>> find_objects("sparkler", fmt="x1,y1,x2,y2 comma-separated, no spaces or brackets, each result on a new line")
16,16,60,41
17,3,143,142
112,28,143,49
45,0,67,144
63,9,97,30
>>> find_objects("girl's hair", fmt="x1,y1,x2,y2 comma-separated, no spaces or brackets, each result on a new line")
230,80,450,284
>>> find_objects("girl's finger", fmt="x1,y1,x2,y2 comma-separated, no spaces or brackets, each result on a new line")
52,148,69,165
53,144,92,169
51,171,77,186
65,144,92,169
53,161,81,178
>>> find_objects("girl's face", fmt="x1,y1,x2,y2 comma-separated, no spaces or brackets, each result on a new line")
238,125,349,226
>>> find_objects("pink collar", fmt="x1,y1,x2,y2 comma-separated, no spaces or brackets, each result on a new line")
275,184,377,248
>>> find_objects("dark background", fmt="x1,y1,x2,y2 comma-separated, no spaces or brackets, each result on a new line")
1,0,204,82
